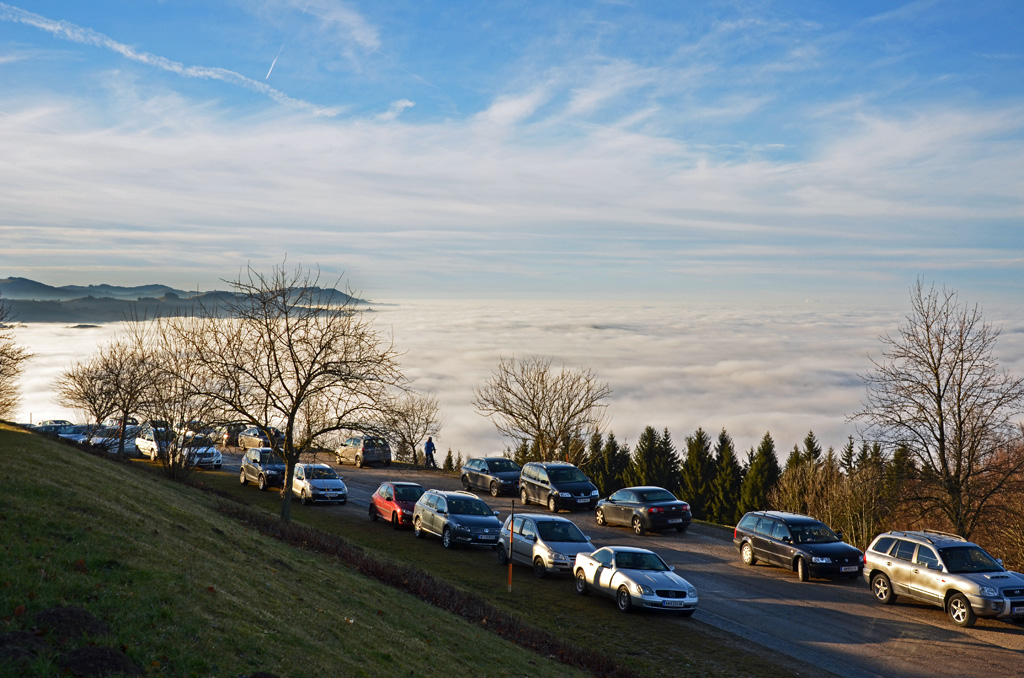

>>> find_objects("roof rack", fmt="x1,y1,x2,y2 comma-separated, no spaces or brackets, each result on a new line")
890,529,966,544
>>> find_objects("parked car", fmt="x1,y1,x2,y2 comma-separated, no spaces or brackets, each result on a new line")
38,419,74,427
89,425,140,455
461,457,522,496
173,434,223,469
519,461,599,512
573,546,698,615
56,425,94,444
136,425,174,460
497,513,595,578
595,486,692,535
239,447,287,490
237,426,283,450
102,417,138,428
369,481,425,529
412,489,502,549
32,423,67,435
864,530,1024,627
292,463,347,505
734,511,863,582
216,422,248,447
335,435,391,468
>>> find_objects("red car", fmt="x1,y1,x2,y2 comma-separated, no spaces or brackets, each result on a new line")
369,481,425,529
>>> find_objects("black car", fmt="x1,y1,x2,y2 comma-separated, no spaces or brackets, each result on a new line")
519,461,600,512
460,457,522,496
595,486,692,535
238,426,284,450
733,511,863,582
412,489,503,549
239,447,287,490
216,422,248,447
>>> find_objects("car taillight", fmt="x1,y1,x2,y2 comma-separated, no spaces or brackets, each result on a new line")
681,503,690,512
646,507,664,514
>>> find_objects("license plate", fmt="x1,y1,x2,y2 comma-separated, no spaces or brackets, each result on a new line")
662,600,685,607
840,566,858,573
577,498,590,504
1013,606,1024,614
479,534,496,541
668,518,682,524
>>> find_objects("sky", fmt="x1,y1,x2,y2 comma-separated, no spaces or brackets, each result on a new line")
1,1,1023,302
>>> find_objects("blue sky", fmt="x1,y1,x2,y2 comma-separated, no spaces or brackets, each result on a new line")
1,1,1022,301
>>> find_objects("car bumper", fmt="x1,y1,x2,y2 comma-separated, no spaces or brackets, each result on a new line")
311,492,347,503
453,532,501,546
972,595,1024,619
557,498,597,511
809,562,862,578
646,515,693,531
634,594,699,612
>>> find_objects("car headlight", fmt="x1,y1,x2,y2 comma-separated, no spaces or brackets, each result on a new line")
551,552,568,561
559,492,572,498
454,524,472,533
590,489,599,497
978,586,998,597
635,584,653,596
811,556,832,564
688,586,697,597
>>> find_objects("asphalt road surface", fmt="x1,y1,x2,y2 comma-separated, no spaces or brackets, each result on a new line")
219,453,1024,678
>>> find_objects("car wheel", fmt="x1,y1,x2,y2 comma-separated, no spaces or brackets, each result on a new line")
574,569,589,596
413,518,424,538
796,557,809,582
300,490,310,506
741,542,756,566
258,474,267,491
490,481,500,497
547,495,558,513
632,516,646,536
595,508,606,525
239,468,247,485
391,514,400,530
442,526,455,549
533,557,547,579
616,586,633,613
497,544,509,565
871,573,896,604
461,475,472,490
369,504,378,521
355,455,363,468
520,488,530,506
948,593,977,628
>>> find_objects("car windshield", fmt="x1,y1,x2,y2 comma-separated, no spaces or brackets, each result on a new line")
537,521,588,543
638,489,676,503
789,523,839,544
939,546,1002,573
307,467,338,480
615,551,670,571
259,452,284,464
395,486,424,501
183,435,214,447
547,467,588,483
488,459,520,473
448,498,492,516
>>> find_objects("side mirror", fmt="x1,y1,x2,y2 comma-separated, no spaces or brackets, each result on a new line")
836,531,845,541
997,558,1004,567
781,536,791,543
669,565,676,572
527,534,537,542
493,511,500,517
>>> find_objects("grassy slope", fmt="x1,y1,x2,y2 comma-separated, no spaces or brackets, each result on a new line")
0,424,585,677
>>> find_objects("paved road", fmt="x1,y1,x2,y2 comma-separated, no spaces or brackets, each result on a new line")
219,454,1024,678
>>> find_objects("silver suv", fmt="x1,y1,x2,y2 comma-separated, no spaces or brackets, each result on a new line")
864,530,1024,627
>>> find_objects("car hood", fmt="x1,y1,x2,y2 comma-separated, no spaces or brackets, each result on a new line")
541,540,594,557
551,480,596,493
449,515,502,529
489,471,520,482
624,569,693,590
957,570,1024,588
798,541,862,559
185,446,219,455
309,479,346,491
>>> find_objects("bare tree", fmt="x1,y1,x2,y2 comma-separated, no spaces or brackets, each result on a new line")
385,391,442,465
169,263,405,522
93,324,160,458
853,281,1024,538
473,356,611,464
0,294,32,419
54,355,118,426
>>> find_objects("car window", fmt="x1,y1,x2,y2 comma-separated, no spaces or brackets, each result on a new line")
737,514,759,531
489,459,520,473
871,536,897,555
295,467,305,480
593,549,614,567
615,551,670,571
638,489,675,503
309,467,338,480
521,520,537,539
939,546,1002,573
915,546,939,568
609,490,628,502
395,486,423,502
893,540,917,561
537,520,588,543
449,498,491,516
547,467,587,483
771,522,791,540
537,468,550,483
512,516,524,534
753,518,774,536
435,497,448,513
789,522,839,544
423,495,438,509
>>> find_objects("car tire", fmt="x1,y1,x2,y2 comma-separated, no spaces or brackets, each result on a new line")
300,490,310,506
258,475,268,491
616,586,633,613
442,526,455,549
547,495,558,513
239,468,247,485
391,514,400,530
497,545,509,565
741,542,757,566
574,569,589,596
533,557,547,579
490,481,500,497
871,573,896,604
355,455,363,469
595,508,606,525
413,517,424,538
796,557,809,582
632,516,646,536
462,475,472,490
520,488,530,506
369,504,378,521
948,593,977,627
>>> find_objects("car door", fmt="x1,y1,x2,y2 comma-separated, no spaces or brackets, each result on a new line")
594,549,618,596
430,496,447,535
766,521,795,567
515,519,537,565
532,468,551,504
749,517,777,563
294,465,306,495
886,539,919,597
909,545,944,604
604,490,628,525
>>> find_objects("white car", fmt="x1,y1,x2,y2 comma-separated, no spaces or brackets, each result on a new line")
136,427,173,460
573,546,698,615
173,434,223,469
292,463,348,505
90,425,140,455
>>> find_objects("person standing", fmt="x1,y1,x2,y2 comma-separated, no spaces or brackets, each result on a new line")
424,436,437,469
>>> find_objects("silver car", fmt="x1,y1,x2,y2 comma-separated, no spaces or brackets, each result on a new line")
292,463,348,505
865,530,1024,627
497,513,594,578
573,546,698,615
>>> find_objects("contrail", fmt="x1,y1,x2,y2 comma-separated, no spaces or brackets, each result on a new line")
266,42,285,80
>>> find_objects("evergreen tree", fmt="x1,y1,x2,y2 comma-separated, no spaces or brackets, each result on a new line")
784,444,804,473
708,428,742,525
738,432,781,514
625,426,679,490
590,432,631,496
802,430,823,463
679,427,714,520
454,452,464,470
840,436,856,474
442,448,454,471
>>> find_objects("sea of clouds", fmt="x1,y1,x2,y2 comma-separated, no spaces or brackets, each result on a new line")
12,298,1024,460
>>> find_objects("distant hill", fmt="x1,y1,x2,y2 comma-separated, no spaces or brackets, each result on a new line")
0,277,365,323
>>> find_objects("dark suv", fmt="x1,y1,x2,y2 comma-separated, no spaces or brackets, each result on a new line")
519,461,599,513
239,447,287,491
733,511,863,582
412,489,502,549
461,457,522,496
